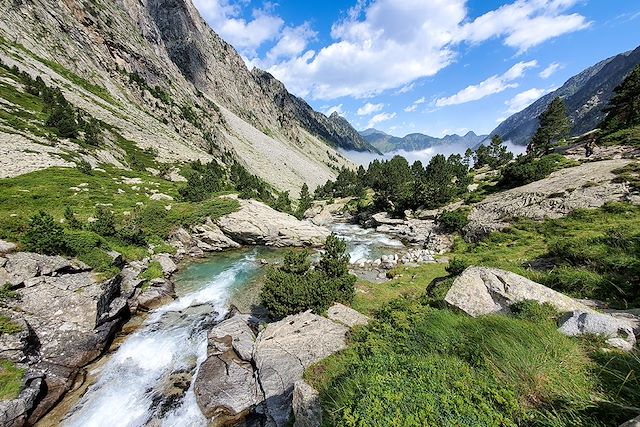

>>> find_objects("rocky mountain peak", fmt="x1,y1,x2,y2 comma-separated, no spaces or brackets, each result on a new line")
0,0,376,195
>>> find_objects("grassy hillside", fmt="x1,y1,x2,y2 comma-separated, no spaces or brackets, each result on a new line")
308,201,640,427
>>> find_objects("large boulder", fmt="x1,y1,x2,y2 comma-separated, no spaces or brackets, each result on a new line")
292,380,322,427
153,254,177,277
253,310,349,426
558,311,636,351
464,159,636,241
445,266,594,317
194,314,262,425
326,303,368,328
0,252,127,423
0,239,17,254
216,198,330,247
194,304,363,427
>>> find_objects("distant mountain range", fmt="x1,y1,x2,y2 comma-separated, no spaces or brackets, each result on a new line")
491,45,640,146
360,129,487,153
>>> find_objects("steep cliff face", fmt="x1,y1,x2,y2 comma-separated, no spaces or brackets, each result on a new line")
491,45,640,146
0,0,367,194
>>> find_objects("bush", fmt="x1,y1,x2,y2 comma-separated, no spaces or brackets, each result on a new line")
22,211,67,255
76,159,92,175
446,258,469,276
83,118,102,146
90,206,117,237
63,206,82,229
260,235,356,318
498,154,563,189
437,208,470,233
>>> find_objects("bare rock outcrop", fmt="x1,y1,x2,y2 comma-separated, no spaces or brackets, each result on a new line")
216,198,330,247
0,252,129,423
444,266,595,317
558,311,637,351
292,380,322,427
464,160,636,241
194,304,367,427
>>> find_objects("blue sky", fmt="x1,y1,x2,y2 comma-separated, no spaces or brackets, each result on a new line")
193,0,640,137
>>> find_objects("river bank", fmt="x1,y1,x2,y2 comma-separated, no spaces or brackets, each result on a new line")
28,209,416,426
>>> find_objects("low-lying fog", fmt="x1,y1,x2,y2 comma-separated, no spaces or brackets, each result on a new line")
340,141,527,167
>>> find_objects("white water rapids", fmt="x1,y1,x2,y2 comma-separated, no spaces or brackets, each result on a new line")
58,225,404,426
62,252,260,427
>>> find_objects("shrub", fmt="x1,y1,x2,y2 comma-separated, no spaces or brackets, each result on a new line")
140,261,164,281
446,258,469,276
437,208,470,233
63,229,103,255
84,118,102,146
90,206,117,237
498,154,562,189
63,206,82,229
22,211,67,255
76,159,92,175
260,235,356,318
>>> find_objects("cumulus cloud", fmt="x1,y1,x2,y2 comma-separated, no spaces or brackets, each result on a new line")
265,0,587,100
357,102,384,116
195,0,589,101
539,62,562,79
266,23,317,60
457,0,591,53
435,61,537,107
367,112,396,129
193,0,283,55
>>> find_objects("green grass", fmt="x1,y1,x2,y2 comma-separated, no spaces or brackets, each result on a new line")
0,315,21,334
352,263,448,315
0,359,24,400
450,202,640,308
139,261,164,281
613,161,640,192
599,125,640,147
307,299,622,427
0,166,238,276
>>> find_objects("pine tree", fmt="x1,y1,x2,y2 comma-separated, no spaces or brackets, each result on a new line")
601,64,640,131
528,97,571,155
295,183,312,219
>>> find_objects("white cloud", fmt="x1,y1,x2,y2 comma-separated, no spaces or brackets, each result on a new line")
270,0,589,99
193,0,283,55
539,62,561,79
404,96,427,112
195,0,589,101
396,82,416,94
367,112,396,129
323,104,344,116
265,0,466,99
435,60,537,107
357,102,384,116
457,0,591,53
267,23,317,60
504,87,556,114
